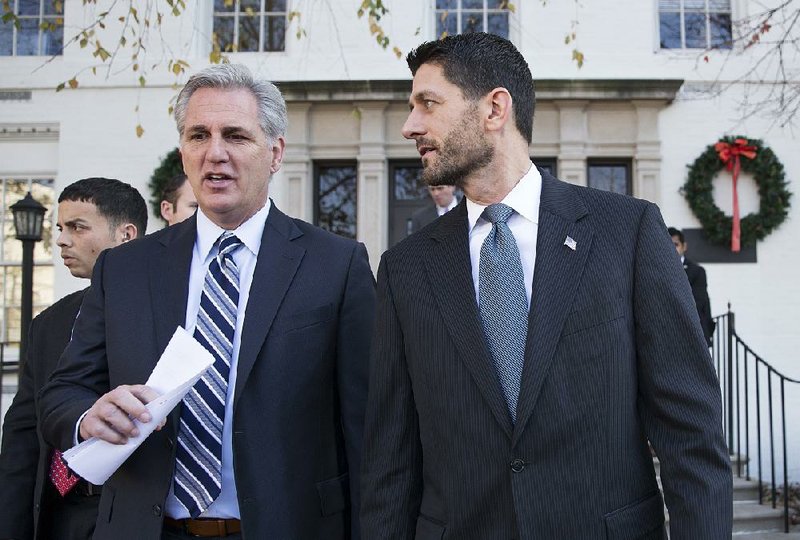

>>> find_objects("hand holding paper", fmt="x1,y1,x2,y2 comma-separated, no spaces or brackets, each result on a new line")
63,327,214,485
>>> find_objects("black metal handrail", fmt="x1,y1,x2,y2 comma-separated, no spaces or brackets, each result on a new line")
712,305,799,533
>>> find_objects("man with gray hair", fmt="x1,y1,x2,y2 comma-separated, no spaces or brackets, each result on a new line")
40,63,375,539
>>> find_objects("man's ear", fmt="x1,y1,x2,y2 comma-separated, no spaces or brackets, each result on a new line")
269,137,286,174
160,200,174,223
485,87,513,134
117,223,139,243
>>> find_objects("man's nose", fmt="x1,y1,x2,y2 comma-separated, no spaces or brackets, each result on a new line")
401,109,424,140
207,135,229,162
56,229,69,246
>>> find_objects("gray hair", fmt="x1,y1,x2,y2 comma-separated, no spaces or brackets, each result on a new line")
174,63,287,142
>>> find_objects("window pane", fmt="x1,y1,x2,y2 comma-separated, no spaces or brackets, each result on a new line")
684,12,707,48
266,0,287,11
461,11,483,34
709,0,731,9
659,12,682,48
436,12,457,39
16,18,40,56
18,0,41,16
710,13,731,48
30,179,54,260
658,0,680,8
214,0,236,13
43,0,64,15
0,24,12,55
317,166,357,239
238,14,260,51
588,164,629,195
213,15,236,52
488,0,509,8
436,0,457,8
394,167,428,201
41,23,62,55
684,0,705,9
487,13,508,39
239,0,259,14
463,0,483,8
264,15,285,51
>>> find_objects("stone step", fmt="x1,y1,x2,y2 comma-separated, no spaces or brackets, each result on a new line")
731,500,791,533
656,471,761,502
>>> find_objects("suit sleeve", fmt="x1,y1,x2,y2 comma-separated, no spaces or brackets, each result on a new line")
633,203,732,539
39,251,112,452
0,320,40,540
361,255,423,539
336,242,376,540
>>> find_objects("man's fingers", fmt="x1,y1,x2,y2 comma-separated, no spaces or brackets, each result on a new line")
78,385,162,443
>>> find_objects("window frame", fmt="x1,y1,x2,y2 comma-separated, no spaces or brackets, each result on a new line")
0,0,64,56
657,0,733,50
586,159,633,196
434,0,512,40
0,176,56,343
212,0,288,54
312,160,359,240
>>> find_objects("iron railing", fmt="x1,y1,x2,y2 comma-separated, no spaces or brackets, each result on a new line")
712,305,799,533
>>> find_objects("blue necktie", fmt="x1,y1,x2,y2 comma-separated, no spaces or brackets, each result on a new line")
479,203,528,423
174,232,242,517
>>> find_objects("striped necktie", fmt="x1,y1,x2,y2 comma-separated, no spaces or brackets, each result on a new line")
479,203,528,423
174,231,242,517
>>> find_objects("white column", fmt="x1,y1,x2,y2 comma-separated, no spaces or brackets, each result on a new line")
632,100,664,204
277,103,313,221
356,101,388,273
555,100,589,186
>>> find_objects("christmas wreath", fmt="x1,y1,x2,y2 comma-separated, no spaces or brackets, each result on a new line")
682,136,791,251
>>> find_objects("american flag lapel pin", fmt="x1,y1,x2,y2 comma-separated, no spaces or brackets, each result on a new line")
564,236,577,251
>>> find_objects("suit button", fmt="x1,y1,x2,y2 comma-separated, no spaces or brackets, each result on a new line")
152,504,162,516
510,458,526,473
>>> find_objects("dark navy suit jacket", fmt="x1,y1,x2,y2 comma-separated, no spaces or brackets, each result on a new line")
362,170,732,539
40,205,375,539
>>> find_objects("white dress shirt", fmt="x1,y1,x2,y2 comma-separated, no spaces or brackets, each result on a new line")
165,199,271,519
437,197,459,216
467,163,541,309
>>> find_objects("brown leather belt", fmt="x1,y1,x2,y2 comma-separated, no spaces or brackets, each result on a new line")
163,517,241,537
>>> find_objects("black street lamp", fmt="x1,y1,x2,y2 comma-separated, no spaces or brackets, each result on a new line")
10,191,46,376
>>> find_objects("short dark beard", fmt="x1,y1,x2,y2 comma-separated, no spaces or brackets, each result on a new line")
422,107,494,188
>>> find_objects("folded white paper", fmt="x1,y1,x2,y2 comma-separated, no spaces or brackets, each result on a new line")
63,327,214,485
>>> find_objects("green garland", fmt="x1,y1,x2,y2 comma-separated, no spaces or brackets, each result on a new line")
147,147,183,218
682,135,792,248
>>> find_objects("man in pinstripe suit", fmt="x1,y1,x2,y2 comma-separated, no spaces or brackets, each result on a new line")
361,33,732,539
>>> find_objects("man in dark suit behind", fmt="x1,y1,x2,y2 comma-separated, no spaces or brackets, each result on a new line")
0,178,147,540
39,64,375,540
669,227,715,346
409,185,458,234
361,33,732,539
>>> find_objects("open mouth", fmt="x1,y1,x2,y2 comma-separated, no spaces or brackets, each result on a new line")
417,145,436,158
204,173,235,187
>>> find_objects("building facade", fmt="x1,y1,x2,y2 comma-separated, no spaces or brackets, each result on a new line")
1,0,798,477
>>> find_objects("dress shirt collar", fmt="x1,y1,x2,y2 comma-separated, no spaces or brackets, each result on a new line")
195,198,271,260
437,198,458,216
466,161,541,231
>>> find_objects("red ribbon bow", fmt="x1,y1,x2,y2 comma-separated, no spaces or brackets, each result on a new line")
714,138,757,252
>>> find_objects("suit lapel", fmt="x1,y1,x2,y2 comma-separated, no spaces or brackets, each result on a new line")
233,205,305,408
148,218,195,437
150,217,195,362
426,202,513,439
513,173,593,445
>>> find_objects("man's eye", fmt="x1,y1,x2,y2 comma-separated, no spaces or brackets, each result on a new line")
190,133,206,140
424,100,435,108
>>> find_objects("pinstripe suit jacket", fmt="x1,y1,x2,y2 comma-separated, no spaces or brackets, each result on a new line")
361,170,732,539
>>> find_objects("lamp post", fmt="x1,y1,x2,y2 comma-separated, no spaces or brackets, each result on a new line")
10,191,46,376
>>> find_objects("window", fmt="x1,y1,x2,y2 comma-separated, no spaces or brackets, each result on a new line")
0,0,63,56
659,0,732,49
532,158,557,178
436,0,511,40
314,162,358,240
1,178,55,344
587,160,631,195
213,0,287,53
